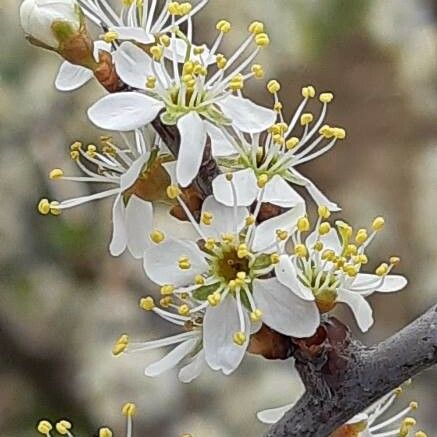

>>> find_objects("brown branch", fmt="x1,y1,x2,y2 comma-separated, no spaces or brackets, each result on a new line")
264,305,437,437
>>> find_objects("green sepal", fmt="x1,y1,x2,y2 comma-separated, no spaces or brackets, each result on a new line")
252,254,272,271
193,283,221,301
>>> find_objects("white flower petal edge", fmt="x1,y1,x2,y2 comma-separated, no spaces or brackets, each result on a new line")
125,195,152,259
55,61,93,91
351,273,408,294
88,92,165,131
253,278,320,338
263,175,305,208
110,26,155,44
337,288,374,332
178,350,205,383
218,94,276,134
204,121,237,156
176,111,207,187
257,403,295,424
110,195,128,256
276,255,314,301
203,296,250,375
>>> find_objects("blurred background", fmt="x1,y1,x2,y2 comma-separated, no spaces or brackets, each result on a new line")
1,0,437,435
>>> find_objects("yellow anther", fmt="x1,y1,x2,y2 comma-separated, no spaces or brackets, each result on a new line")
182,73,194,84
251,64,264,78
179,2,192,15
146,75,157,89
112,334,129,357
248,21,264,34
297,217,310,232
319,124,335,139
140,296,155,311
336,220,353,239
37,420,53,435
160,296,173,308
300,113,314,126
55,420,72,435
317,205,331,219
49,168,64,180
166,185,182,199
319,222,331,235
336,256,346,268
333,127,346,140
233,331,246,346
319,92,334,103
193,46,205,56
207,291,221,306
48,201,61,216
390,256,400,266
222,233,235,243
322,249,336,261
224,172,233,182
103,31,118,43
237,244,250,258
375,263,389,276
70,150,80,160
150,45,163,61
257,173,269,188
38,198,51,215
416,432,428,437
346,244,358,256
99,427,113,437
245,215,255,226
159,34,171,47
372,216,385,231
183,61,194,74
178,256,191,270
295,244,308,257
201,211,214,225
168,1,180,15
276,229,289,241
216,54,227,69
270,253,280,264
302,85,316,98
355,229,368,244
274,101,283,112
178,304,190,316
313,241,324,252
395,387,403,396
150,229,165,244
286,137,299,150
204,238,217,251
255,32,270,47
122,403,137,417
250,309,263,322
345,265,358,277
216,19,231,33
70,141,82,151
267,80,281,94
194,275,205,286
400,418,417,437
229,74,244,91
355,254,368,265
160,284,175,296
409,401,418,410
236,271,247,281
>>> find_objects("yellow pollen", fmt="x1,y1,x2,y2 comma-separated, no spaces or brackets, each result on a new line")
224,172,234,182
333,127,346,140
276,229,289,241
248,21,264,34
160,284,175,296
216,54,227,69
319,124,335,139
356,254,368,264
140,296,155,311
207,291,221,306
319,92,334,103
205,238,217,251
236,271,247,280
297,217,310,232
345,265,358,277
38,198,50,215
295,244,307,257
201,211,214,225
245,215,255,226
150,229,165,244
49,201,61,216
251,64,264,78
355,229,368,244
313,241,324,251
286,137,299,149
37,420,53,435
99,427,113,437
194,275,205,285
193,46,205,56
178,256,191,270
372,216,385,231
410,401,418,410
274,102,283,112
168,1,180,15
183,61,194,74
257,173,269,188
270,253,280,264
49,168,64,179
250,309,263,322
237,244,250,258
70,141,82,151
255,32,270,47
150,45,163,61
70,150,79,160
318,205,331,219
400,418,417,437
319,222,331,235
55,420,72,435
179,2,192,15
178,304,190,316
229,74,244,91
375,263,389,276
322,249,336,261
166,185,182,199
216,19,231,33
122,403,137,417
390,256,400,266
160,296,173,308
222,233,235,243
103,31,118,43
112,334,129,356
159,34,171,47
302,85,316,98
346,244,358,256
233,331,246,346
416,433,428,437
146,75,157,89
300,113,314,126
267,80,281,94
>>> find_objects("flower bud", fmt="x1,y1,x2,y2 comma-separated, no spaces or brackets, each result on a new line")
20,0,82,49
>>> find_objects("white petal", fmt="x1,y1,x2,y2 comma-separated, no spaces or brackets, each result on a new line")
252,202,306,252
212,168,258,207
178,350,205,383
204,121,237,156
176,112,207,187
88,92,164,131
203,296,249,375
111,26,155,44
218,95,276,134
200,195,248,239
347,413,368,425
120,152,150,191
144,338,198,377
113,41,152,89
276,256,314,301
162,161,177,185
253,278,320,338
125,195,153,259
337,288,374,332
164,38,216,65
352,273,408,294
257,403,294,424
93,40,112,62
55,61,93,91
263,175,305,208
109,195,127,256
306,228,342,254
143,238,208,286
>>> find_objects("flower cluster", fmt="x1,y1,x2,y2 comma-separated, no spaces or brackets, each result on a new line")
21,0,413,433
